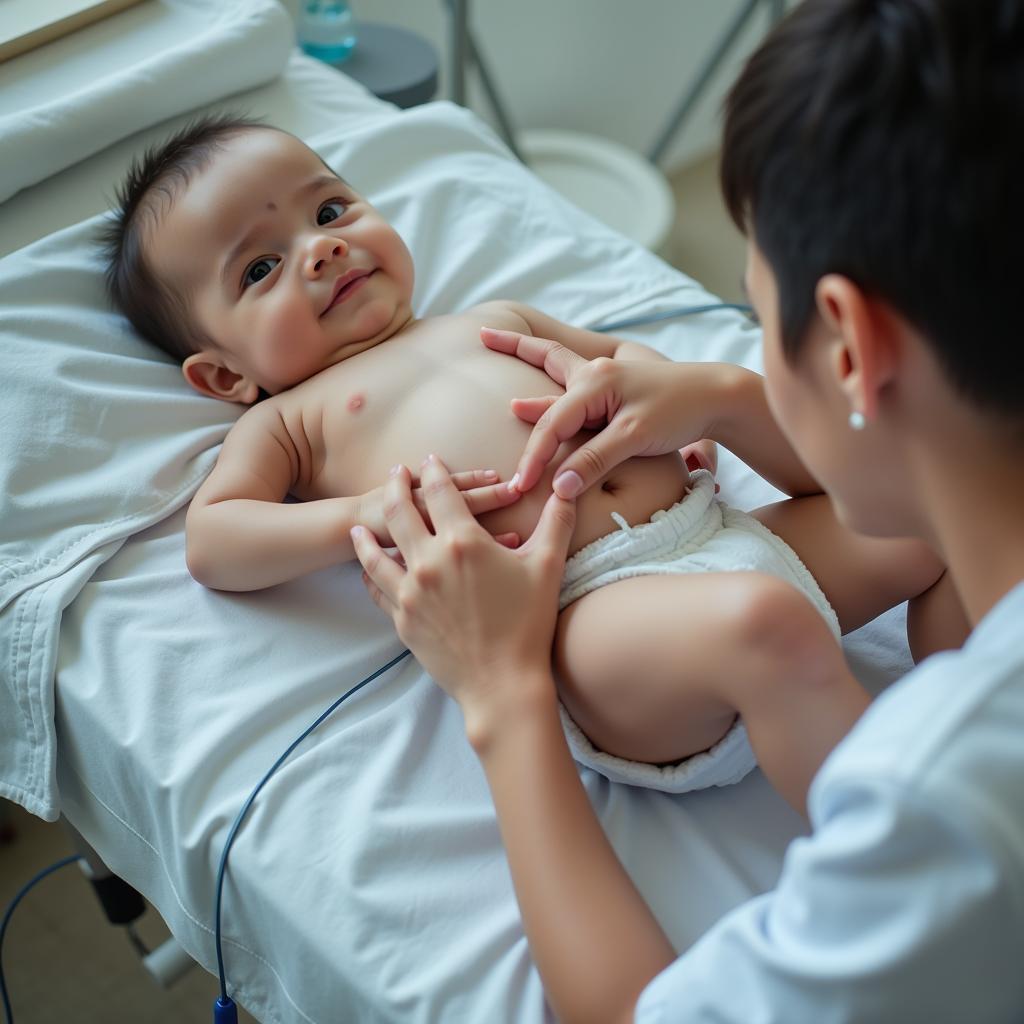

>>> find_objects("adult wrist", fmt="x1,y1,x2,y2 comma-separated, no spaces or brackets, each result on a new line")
463,667,559,758
701,362,757,446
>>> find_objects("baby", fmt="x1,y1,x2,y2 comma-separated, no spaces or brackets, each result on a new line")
102,115,948,808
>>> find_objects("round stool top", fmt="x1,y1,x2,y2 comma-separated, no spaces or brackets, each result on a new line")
341,22,439,109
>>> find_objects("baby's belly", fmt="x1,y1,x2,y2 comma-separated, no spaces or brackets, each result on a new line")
306,333,690,554
479,439,690,557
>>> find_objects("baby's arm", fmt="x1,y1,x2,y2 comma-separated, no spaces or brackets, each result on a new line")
187,404,517,591
494,301,669,364
185,403,364,591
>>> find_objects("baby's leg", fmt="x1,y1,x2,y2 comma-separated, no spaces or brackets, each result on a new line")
554,572,868,811
751,494,955,639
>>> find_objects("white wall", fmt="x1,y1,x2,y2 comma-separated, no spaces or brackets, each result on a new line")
282,1,793,172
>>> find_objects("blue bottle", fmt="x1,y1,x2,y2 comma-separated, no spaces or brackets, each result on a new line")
298,1,357,65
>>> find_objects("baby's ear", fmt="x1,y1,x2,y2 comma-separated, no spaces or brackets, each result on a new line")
182,352,260,404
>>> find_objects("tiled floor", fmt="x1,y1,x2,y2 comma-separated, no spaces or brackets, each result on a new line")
0,149,744,1024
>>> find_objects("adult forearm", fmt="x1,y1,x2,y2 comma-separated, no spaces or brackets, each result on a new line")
709,364,821,497
185,496,357,591
470,678,676,1024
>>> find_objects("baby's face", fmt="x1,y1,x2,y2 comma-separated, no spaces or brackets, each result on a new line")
150,129,415,397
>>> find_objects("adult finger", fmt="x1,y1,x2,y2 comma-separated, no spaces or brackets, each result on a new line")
381,464,432,556
511,396,605,431
410,476,520,526
417,454,479,533
509,395,558,424
351,524,404,608
449,469,500,489
361,570,393,615
513,379,620,494
409,475,516,528
458,478,523,516
520,491,577,567
481,327,589,389
548,425,647,499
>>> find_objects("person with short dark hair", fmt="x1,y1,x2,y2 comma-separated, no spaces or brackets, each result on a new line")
352,0,1024,1020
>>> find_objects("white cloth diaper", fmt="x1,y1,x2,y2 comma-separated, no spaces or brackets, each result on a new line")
558,470,841,793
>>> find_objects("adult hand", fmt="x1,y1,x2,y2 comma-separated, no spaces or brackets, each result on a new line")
481,327,725,498
351,456,576,737
357,467,521,548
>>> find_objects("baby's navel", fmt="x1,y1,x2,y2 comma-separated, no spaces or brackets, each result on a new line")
347,393,365,413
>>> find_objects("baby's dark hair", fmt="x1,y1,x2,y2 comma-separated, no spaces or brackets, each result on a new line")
100,113,274,362
720,0,1024,421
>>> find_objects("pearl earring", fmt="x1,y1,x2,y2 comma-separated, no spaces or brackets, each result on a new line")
849,410,866,431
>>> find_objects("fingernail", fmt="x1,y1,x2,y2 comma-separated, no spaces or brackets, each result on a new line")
389,465,401,477
484,469,498,479
554,471,583,498
509,473,520,492
350,526,364,540
422,453,437,467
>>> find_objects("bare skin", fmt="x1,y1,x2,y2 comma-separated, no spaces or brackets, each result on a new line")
168,131,693,587
162,129,956,808
351,236,1006,1023
185,304,695,586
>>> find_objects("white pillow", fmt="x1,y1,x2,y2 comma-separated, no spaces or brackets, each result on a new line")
0,0,293,204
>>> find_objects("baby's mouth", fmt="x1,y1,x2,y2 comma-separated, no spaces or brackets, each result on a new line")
321,269,375,316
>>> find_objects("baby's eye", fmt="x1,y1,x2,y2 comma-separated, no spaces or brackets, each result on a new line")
316,200,348,226
242,256,280,289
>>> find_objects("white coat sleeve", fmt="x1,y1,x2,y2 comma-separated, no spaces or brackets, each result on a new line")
635,776,1024,1024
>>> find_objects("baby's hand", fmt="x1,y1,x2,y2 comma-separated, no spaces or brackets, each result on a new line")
357,468,522,549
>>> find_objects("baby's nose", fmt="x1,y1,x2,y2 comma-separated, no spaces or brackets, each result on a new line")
307,237,348,276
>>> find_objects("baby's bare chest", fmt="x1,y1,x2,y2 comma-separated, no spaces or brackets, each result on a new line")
290,313,563,497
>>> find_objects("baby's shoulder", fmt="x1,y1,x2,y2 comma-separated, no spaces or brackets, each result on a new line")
227,389,311,447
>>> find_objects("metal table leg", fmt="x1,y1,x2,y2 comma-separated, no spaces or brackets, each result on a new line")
443,0,524,161
648,0,785,166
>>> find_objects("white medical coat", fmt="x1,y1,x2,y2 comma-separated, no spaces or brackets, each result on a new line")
636,582,1024,1023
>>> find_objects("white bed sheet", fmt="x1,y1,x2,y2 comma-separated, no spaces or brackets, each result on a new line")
0,21,914,1024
